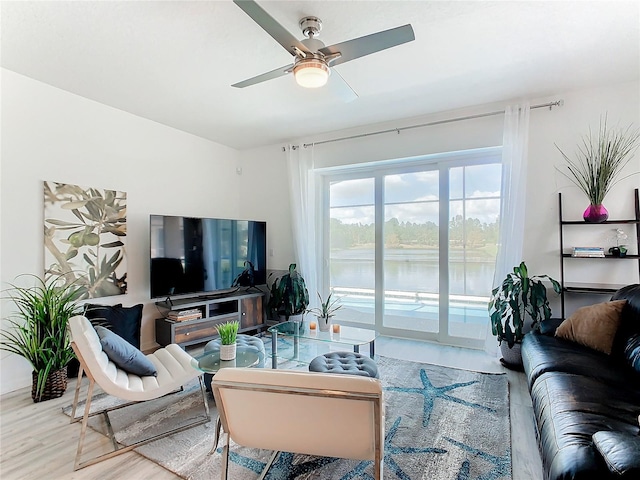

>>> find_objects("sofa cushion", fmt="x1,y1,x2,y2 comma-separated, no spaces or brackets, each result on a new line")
522,332,635,391
593,430,640,478
85,303,143,349
611,284,640,357
530,371,640,480
555,300,626,354
94,326,157,377
539,318,564,336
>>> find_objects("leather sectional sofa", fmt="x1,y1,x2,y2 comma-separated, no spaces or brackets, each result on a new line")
522,284,640,480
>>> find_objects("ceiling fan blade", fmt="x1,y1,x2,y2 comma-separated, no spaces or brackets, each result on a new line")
319,24,415,67
328,69,359,103
232,63,293,88
233,0,311,57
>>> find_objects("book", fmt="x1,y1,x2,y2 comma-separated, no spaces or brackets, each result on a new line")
168,309,203,322
572,247,605,258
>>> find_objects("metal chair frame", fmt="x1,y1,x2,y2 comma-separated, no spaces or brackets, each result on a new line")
70,342,210,470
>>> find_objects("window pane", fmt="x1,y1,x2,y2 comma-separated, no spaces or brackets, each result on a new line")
329,178,375,326
383,171,439,333
448,165,500,340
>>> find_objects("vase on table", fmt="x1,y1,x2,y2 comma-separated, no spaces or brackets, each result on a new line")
220,343,237,361
583,204,609,223
317,315,331,332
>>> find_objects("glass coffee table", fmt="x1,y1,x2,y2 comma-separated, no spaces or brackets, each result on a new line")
267,321,378,369
190,346,260,374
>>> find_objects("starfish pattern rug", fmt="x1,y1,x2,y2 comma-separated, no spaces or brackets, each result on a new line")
65,356,511,480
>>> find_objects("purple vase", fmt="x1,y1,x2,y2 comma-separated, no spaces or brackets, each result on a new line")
583,204,609,223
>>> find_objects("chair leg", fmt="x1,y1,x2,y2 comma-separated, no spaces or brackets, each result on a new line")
72,378,212,470
258,451,280,480
69,363,85,424
210,417,223,455
220,437,230,480
198,375,210,419
74,378,96,470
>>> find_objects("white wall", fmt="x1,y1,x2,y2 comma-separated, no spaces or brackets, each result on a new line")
241,80,640,316
0,70,241,394
2,70,638,394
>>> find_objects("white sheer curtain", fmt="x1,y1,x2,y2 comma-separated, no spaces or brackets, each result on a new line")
285,144,319,308
485,102,531,353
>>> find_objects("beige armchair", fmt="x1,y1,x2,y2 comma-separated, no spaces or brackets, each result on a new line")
68,315,210,470
211,368,384,479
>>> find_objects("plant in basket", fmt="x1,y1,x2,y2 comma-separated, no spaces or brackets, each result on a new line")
1,274,80,402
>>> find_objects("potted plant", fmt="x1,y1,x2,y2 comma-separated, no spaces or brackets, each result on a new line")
0,275,80,402
608,228,629,257
556,118,639,223
488,262,561,368
266,263,309,323
308,292,342,332
216,320,239,361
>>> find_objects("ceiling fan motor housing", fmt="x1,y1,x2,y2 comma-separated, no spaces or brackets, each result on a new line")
299,16,322,38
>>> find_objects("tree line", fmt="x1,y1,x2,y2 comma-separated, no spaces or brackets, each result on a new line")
330,215,500,250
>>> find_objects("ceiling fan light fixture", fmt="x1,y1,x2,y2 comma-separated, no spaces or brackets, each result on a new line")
293,59,330,88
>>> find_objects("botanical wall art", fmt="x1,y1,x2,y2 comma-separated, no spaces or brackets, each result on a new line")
44,181,127,299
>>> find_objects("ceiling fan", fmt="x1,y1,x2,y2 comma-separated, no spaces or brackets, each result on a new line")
232,0,415,100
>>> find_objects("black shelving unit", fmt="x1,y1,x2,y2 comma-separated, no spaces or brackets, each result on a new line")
558,188,640,319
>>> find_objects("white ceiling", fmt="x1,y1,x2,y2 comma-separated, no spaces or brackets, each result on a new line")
2,1,639,150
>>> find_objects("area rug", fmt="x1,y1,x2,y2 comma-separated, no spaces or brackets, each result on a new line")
64,356,511,479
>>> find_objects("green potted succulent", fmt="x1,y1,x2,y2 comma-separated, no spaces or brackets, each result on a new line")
267,263,309,323
556,118,639,223
488,262,561,367
308,292,342,332
216,320,239,361
0,275,80,402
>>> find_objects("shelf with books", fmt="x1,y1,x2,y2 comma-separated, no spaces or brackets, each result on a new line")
558,188,640,319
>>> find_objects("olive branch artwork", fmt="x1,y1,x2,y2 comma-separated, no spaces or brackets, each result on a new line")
44,181,127,299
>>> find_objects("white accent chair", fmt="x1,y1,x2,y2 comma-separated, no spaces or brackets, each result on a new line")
68,315,210,470
211,368,384,479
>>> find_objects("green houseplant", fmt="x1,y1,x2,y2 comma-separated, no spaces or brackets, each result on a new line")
308,292,342,332
267,263,309,322
216,320,239,361
556,118,640,223
1,275,80,402
489,262,561,366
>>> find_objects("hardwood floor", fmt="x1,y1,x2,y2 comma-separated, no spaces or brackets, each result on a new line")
0,337,543,479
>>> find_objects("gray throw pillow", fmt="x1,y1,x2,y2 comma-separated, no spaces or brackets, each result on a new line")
94,326,157,377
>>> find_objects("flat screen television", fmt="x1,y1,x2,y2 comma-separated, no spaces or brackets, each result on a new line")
150,215,267,299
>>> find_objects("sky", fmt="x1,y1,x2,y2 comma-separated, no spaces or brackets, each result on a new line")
330,164,502,225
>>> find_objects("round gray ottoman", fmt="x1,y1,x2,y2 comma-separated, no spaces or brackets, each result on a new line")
203,334,265,391
309,351,379,378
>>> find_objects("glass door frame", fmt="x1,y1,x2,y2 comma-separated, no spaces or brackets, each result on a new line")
318,147,502,349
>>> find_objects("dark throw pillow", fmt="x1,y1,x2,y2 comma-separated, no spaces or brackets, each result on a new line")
94,326,157,377
555,300,627,354
624,334,640,373
593,431,640,478
85,303,143,349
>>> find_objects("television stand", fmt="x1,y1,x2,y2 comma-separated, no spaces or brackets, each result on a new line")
155,290,266,347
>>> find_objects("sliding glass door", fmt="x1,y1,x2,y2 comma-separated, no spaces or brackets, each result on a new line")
324,149,501,348
383,169,439,333
328,177,376,326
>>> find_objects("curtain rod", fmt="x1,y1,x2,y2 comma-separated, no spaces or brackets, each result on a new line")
295,99,564,149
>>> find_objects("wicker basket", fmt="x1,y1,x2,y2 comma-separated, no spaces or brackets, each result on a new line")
31,368,68,403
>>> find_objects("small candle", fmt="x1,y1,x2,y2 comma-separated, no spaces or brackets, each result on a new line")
309,322,317,330
332,324,340,333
